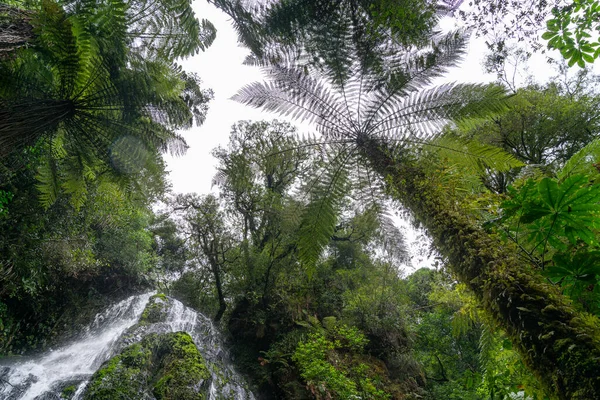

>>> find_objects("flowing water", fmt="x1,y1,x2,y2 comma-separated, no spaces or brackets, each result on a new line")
0,293,255,400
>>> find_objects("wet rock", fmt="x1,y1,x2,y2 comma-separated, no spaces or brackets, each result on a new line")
83,331,210,400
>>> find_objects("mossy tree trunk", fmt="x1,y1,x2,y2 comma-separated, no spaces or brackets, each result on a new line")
0,4,35,59
361,140,600,400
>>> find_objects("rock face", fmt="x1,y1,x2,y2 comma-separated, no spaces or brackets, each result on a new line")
84,294,211,399
0,293,254,400
84,331,210,400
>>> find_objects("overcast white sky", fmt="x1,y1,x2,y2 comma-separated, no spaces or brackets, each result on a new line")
164,1,562,195
162,1,567,270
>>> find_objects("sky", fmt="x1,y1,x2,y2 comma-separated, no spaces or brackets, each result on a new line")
161,1,566,270
164,2,561,195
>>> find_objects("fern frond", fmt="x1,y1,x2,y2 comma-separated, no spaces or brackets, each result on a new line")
61,156,88,211
373,205,410,265
558,138,600,180
431,134,524,174
128,0,216,60
36,154,60,209
232,66,353,136
297,149,353,272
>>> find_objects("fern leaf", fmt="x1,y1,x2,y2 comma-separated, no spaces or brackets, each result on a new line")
559,138,600,180
431,134,524,173
297,150,352,272
36,156,60,209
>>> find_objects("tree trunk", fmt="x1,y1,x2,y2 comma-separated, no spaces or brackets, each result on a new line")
0,4,35,58
361,139,600,399
209,254,227,323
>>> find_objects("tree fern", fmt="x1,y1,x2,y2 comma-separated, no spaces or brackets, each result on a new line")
297,150,352,271
128,0,216,61
35,154,60,209
233,29,508,266
213,0,439,81
558,137,600,180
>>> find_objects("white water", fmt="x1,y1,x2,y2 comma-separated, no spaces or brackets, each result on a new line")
0,293,254,400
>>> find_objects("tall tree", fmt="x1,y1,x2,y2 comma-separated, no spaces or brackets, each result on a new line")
0,0,213,207
173,193,235,322
460,78,600,193
211,0,441,81
232,29,600,399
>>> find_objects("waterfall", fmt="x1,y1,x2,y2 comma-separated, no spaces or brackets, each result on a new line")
0,293,255,400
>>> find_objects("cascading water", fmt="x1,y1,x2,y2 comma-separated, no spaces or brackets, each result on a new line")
0,293,255,400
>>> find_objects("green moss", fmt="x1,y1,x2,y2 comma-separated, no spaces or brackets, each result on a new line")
83,342,152,399
61,385,77,399
365,147,600,399
153,332,210,400
84,332,209,400
139,294,169,325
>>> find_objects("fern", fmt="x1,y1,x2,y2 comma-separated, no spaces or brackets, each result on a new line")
233,25,510,268
297,150,352,272
35,155,60,209
432,134,523,173
558,138,600,180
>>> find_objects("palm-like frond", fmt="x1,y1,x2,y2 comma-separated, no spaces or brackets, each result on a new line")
558,138,600,180
297,148,352,270
213,0,439,81
233,28,509,267
128,0,216,60
432,134,524,174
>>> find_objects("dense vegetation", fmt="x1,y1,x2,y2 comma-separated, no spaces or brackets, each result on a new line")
2,0,600,399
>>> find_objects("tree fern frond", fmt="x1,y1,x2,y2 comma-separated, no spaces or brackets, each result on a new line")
35,154,60,209
367,83,509,144
297,149,353,271
431,134,524,174
128,0,216,60
373,206,410,265
61,155,89,210
558,138,600,180
380,30,468,96
232,68,353,135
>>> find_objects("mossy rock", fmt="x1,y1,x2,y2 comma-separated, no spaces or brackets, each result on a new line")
139,293,169,325
60,382,80,399
84,332,210,400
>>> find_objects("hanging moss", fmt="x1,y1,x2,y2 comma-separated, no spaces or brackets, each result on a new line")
360,142,600,400
84,332,210,400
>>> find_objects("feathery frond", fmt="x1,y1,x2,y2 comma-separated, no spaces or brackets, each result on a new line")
297,149,352,271
558,138,600,180
232,27,509,267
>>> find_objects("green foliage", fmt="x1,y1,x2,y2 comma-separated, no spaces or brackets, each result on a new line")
298,158,349,271
292,326,390,400
215,0,438,81
500,175,600,253
457,81,600,193
544,0,600,66
0,144,167,353
490,169,600,316
0,189,13,216
84,332,209,400
406,269,548,400
0,0,213,208
559,137,600,179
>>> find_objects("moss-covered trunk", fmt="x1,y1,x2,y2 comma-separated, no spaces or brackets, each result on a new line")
361,141,600,399
0,4,35,58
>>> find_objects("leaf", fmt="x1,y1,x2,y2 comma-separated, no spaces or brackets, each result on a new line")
519,206,551,223
538,178,560,209
559,138,600,179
